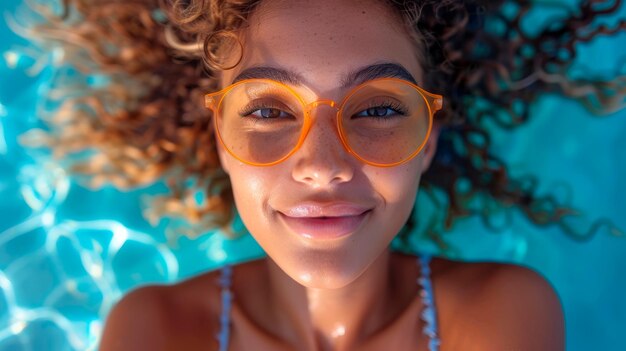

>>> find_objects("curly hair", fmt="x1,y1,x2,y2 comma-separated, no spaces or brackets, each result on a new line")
17,0,626,250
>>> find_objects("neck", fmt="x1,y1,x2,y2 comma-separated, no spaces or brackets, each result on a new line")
266,249,397,351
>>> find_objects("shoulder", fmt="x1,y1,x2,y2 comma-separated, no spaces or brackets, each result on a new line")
431,257,565,351
99,267,227,351
98,285,174,351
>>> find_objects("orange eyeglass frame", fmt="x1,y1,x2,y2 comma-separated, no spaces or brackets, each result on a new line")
204,77,443,167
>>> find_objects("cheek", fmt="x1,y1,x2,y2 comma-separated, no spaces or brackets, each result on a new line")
385,177,420,231
366,159,423,237
230,170,266,211
227,165,280,232
371,160,422,207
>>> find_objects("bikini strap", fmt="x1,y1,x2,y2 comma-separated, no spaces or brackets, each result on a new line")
215,264,233,351
418,255,441,351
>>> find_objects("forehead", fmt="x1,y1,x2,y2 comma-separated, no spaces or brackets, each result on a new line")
221,0,423,92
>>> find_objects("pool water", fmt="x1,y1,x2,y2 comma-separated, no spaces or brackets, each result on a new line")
1,1,625,350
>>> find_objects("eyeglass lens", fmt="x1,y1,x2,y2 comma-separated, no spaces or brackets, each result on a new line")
215,79,431,166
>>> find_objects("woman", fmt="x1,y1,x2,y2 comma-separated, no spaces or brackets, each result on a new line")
26,0,625,350
97,0,565,350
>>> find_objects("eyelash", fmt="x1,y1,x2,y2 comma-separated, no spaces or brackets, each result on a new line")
237,101,295,119
353,101,409,118
237,100,410,119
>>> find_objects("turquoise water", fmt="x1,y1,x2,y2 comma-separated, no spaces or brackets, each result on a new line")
1,1,625,350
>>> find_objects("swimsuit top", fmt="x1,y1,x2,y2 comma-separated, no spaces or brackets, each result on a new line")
215,255,440,351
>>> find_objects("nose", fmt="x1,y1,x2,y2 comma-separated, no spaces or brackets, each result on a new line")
290,102,354,187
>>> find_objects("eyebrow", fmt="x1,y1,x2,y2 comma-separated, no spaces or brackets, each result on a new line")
342,62,418,87
231,62,418,88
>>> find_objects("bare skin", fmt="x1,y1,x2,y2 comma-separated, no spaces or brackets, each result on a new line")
99,253,564,351
99,0,564,350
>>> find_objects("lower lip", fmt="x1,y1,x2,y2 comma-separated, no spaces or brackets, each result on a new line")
279,211,370,240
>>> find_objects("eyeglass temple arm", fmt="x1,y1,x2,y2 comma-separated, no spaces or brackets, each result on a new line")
424,93,443,112
205,94,218,110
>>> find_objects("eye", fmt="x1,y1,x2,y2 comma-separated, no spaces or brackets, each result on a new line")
353,102,408,119
252,108,290,119
238,101,296,120
356,107,396,118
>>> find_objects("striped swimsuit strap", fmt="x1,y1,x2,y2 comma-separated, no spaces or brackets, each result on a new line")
215,255,440,351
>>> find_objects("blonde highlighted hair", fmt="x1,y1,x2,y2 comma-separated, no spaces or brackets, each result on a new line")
18,0,626,247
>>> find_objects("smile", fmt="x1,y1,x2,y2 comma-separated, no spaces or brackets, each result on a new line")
278,203,372,240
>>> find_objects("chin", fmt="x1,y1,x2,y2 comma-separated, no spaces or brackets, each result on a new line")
294,271,359,290
279,253,370,290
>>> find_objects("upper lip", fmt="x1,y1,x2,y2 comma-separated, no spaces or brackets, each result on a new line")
280,202,372,218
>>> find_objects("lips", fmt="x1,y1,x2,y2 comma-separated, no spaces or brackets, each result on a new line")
278,203,371,240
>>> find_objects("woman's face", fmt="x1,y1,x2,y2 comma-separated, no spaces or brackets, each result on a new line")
217,0,439,289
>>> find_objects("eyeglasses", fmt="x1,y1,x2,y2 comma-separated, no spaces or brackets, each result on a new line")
204,78,443,167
